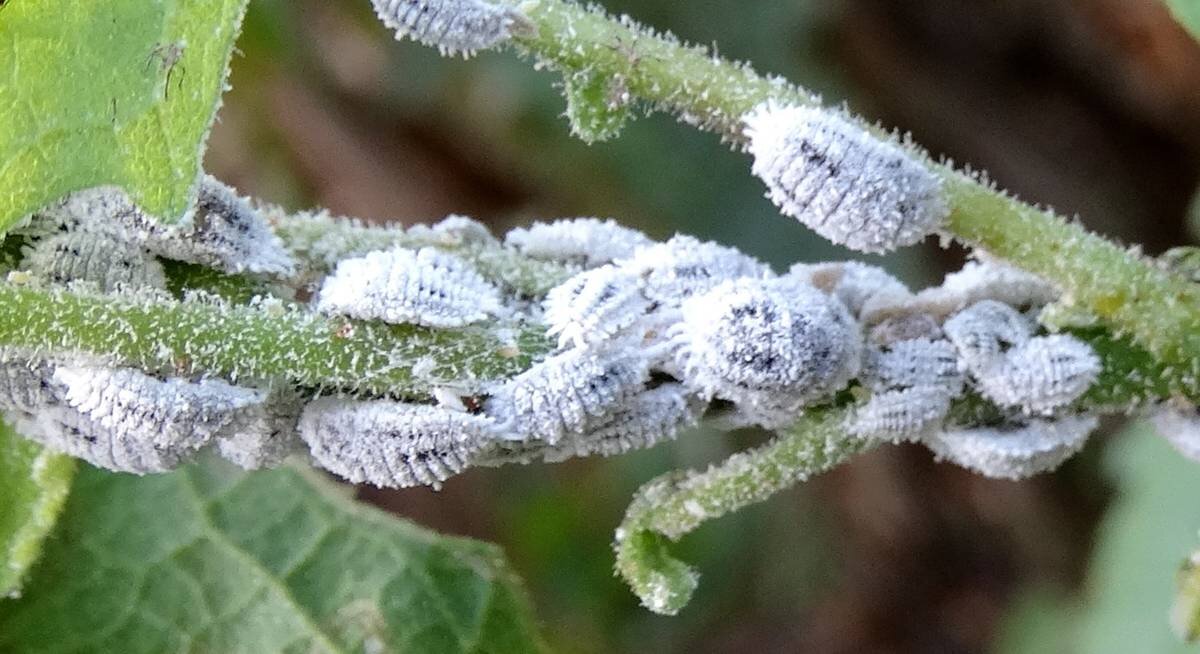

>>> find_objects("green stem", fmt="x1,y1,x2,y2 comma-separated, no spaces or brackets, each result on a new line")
0,284,552,397
614,405,870,614
510,0,1200,374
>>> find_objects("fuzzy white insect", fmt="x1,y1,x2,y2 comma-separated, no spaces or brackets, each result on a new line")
21,231,166,292
315,246,504,327
905,259,1060,319
621,234,773,306
371,0,535,56
27,177,296,276
51,366,265,461
868,313,943,347
671,277,861,428
406,214,499,247
975,334,1101,415
298,397,498,489
541,384,702,462
485,347,650,444
543,265,651,349
743,102,948,254
215,392,304,470
22,405,192,473
861,337,964,396
849,386,952,443
1151,403,1200,463
505,217,656,269
0,359,63,417
942,300,1033,373
786,261,912,321
923,414,1098,480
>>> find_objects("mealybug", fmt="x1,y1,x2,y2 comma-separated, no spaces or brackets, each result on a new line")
543,265,651,349
215,392,304,470
315,246,504,327
21,231,166,292
621,235,773,307
485,347,650,444
298,397,498,489
924,414,1097,480
406,214,499,247
541,384,702,462
505,217,655,268
934,259,1058,313
976,334,1100,415
370,0,535,57
0,359,63,417
671,277,860,428
861,337,964,396
743,102,947,254
942,300,1032,373
787,261,911,321
848,386,952,443
24,405,193,473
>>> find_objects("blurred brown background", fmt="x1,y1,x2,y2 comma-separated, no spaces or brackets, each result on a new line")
205,1,1200,652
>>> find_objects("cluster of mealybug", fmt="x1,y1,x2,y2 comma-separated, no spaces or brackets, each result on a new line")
505,217,656,268
743,102,949,254
315,246,504,327
370,0,534,57
924,415,1097,480
850,337,964,442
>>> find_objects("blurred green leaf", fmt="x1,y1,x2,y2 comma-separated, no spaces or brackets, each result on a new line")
0,0,247,231
0,419,75,598
1164,0,1200,41
1073,424,1200,653
0,460,546,653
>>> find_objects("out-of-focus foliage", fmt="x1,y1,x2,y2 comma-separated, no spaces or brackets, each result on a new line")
0,420,74,598
1164,0,1200,40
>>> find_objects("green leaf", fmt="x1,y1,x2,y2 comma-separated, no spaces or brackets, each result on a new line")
0,418,75,598
0,460,547,653
1072,423,1200,652
1164,0,1200,41
0,0,248,232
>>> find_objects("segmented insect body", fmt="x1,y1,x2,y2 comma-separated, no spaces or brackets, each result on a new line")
622,235,773,306
51,366,265,460
542,384,701,462
935,259,1058,312
505,218,655,268
0,359,63,417
21,232,166,292
298,397,498,488
371,0,535,56
485,347,650,444
942,300,1033,373
215,392,304,470
862,337,964,396
1152,404,1200,463
24,405,190,473
976,334,1100,415
868,313,943,346
849,386,952,443
672,277,860,427
543,265,651,349
924,415,1098,480
743,102,948,254
316,246,504,327
406,214,498,246
787,261,911,320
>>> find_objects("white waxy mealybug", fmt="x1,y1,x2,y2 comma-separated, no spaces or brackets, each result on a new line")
868,313,943,346
543,265,650,349
912,259,1059,317
849,386,952,443
485,347,650,444
862,337,964,396
787,261,911,321
923,414,1098,480
298,397,498,489
315,246,504,327
942,300,1033,373
0,359,63,416
671,277,861,428
21,232,166,292
743,102,948,254
370,0,535,56
215,392,304,470
621,235,773,306
975,334,1100,415
541,384,702,462
1151,403,1200,463
22,406,193,473
406,214,498,246
52,366,265,459
505,217,655,269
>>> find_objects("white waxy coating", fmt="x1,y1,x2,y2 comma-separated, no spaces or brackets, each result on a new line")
976,334,1101,415
0,359,63,416
744,102,947,253
298,397,498,488
543,265,651,348
21,232,166,292
371,0,534,56
942,300,1033,373
315,246,503,327
1152,403,1200,463
924,415,1098,480
849,386,952,443
787,261,912,321
621,234,773,306
672,277,860,428
505,217,655,268
862,337,964,396
406,214,498,246
215,392,305,470
542,384,702,462
485,347,650,444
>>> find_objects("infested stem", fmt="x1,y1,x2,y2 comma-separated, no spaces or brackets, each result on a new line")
615,405,869,614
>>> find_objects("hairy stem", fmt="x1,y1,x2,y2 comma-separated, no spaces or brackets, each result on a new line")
615,405,870,614
510,0,1200,374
